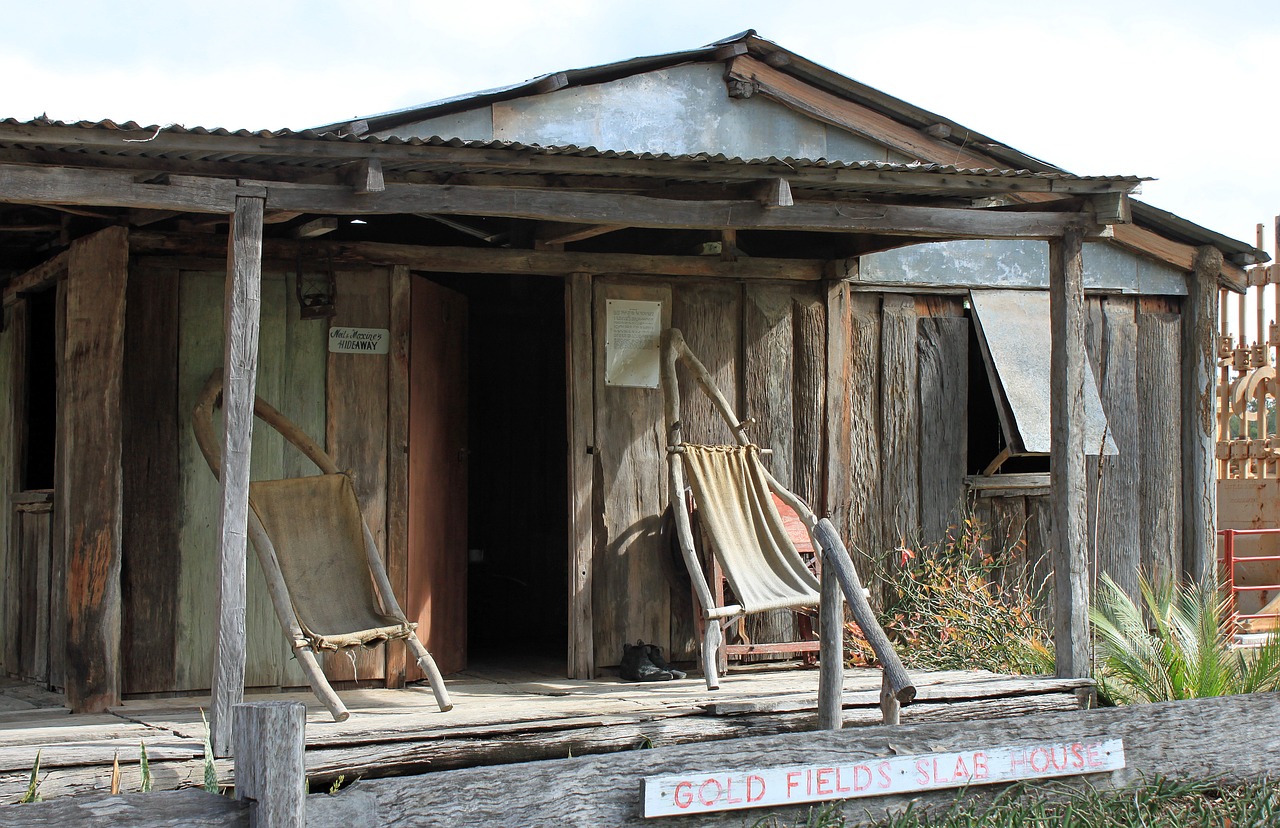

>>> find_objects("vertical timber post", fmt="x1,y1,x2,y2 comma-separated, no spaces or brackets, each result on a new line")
1183,246,1221,587
63,226,129,712
1049,226,1090,678
211,195,265,757
816,562,844,730
566,271,595,679
233,701,306,827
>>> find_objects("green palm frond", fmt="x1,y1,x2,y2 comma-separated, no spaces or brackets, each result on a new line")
1092,571,1280,703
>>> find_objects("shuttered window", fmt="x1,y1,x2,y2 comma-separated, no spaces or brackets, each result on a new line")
969,289,1116,472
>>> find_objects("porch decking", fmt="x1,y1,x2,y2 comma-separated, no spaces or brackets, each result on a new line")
0,663,1092,804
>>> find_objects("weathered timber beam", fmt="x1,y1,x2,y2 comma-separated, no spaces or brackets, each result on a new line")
129,232,827,280
757,178,793,209
1112,222,1246,292
0,163,241,212
253,180,1108,238
726,56,1007,170
210,195,265,758
535,221,626,245
1090,192,1131,224
348,158,385,194
1049,226,1090,679
3,248,69,306
305,692,1280,827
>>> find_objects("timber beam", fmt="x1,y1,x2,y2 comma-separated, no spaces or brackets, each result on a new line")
1,164,1105,239
535,221,626,246
129,232,827,280
4,248,69,305
253,180,1108,239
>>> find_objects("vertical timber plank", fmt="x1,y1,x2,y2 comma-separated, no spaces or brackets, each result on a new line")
1049,227,1090,679
669,281,737,662
592,280,671,669
1095,298,1140,603
1183,247,1221,586
917,316,968,546
278,273,327,688
566,272,595,679
175,272,225,692
1140,312,1183,586
1083,297,1104,587
325,269,390,682
63,225,129,713
385,265,411,688
1025,494,1055,621
840,290,883,605
121,267,181,694
880,295,919,582
792,290,826,510
243,275,286,689
211,196,264,755
0,303,19,675
743,283,796,657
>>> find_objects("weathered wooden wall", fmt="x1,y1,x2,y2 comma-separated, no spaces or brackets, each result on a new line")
1081,296,1183,600
855,290,1184,611
126,267,400,693
591,277,825,669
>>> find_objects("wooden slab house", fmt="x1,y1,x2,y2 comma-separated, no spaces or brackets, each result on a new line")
0,31,1264,740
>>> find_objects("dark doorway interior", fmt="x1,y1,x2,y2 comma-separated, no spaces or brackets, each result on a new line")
428,273,569,661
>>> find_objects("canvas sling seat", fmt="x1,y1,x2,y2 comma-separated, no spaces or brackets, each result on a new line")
193,369,452,722
662,328,914,720
679,444,821,614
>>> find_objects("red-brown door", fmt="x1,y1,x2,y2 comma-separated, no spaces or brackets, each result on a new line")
408,277,469,677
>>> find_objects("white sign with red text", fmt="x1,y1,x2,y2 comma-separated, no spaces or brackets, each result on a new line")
641,738,1125,818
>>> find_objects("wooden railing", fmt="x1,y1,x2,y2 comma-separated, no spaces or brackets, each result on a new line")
1217,217,1280,480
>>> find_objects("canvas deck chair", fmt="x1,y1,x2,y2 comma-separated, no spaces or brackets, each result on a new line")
662,329,914,720
192,370,452,722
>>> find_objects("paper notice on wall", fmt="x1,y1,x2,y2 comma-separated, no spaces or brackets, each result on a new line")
605,299,663,388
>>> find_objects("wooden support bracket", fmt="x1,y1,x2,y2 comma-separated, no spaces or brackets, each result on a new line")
349,158,385,194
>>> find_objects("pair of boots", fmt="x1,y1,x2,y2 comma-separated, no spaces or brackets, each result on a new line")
620,640,687,682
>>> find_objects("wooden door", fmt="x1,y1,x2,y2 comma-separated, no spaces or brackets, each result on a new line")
408,278,469,676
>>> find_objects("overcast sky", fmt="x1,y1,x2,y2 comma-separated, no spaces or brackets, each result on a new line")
4,0,1278,250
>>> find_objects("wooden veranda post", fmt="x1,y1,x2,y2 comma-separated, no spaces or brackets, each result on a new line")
234,701,306,827
1184,245,1222,586
566,271,594,679
211,195,265,757
1049,226,1090,678
63,226,129,712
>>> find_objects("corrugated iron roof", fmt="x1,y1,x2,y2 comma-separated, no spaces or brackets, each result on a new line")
0,117,1147,184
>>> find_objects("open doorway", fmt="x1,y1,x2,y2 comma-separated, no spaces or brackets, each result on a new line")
424,272,569,668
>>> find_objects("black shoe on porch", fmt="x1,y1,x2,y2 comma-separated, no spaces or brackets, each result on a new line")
645,642,687,679
620,640,673,682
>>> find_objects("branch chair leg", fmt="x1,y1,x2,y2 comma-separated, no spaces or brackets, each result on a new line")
295,646,350,722
702,619,722,690
407,635,454,712
880,670,901,725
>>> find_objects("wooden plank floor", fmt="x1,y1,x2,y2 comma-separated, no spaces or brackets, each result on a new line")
0,664,1092,803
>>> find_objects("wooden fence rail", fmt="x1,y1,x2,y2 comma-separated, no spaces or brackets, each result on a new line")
5,693,1280,826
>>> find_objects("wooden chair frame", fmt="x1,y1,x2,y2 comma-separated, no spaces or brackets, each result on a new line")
662,329,914,723
192,369,452,721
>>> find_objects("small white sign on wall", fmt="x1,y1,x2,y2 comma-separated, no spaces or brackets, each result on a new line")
641,738,1126,818
604,299,663,388
328,326,390,355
